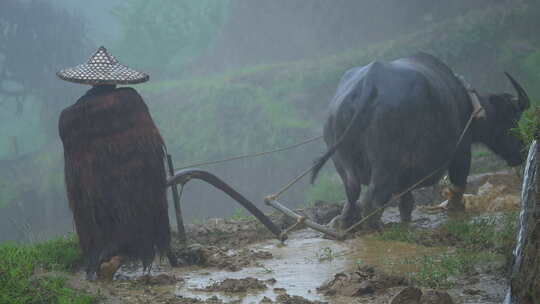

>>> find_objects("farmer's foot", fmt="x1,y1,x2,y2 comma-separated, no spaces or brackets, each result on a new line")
446,185,466,213
97,256,123,282
423,200,449,213
423,185,466,213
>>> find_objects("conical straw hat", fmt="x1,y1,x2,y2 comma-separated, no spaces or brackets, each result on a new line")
57,46,149,85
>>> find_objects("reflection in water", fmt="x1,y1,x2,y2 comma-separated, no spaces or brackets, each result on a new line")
172,230,447,303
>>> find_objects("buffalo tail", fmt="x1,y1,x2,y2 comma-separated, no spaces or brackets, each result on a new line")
310,86,378,184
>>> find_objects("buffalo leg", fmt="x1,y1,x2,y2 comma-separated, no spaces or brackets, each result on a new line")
399,191,415,223
356,183,391,230
334,163,362,230
341,179,361,223
447,147,471,212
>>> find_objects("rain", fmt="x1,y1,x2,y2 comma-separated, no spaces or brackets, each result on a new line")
1,1,539,303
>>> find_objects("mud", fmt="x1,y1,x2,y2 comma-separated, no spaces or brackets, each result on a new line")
178,202,341,249
66,171,520,304
272,294,327,304
466,170,521,195
317,266,409,297
135,273,181,285
199,277,268,293
463,182,520,212
171,244,273,271
173,230,348,303
174,296,232,304
419,170,521,217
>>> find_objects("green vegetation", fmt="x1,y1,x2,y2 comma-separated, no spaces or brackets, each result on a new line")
375,224,423,244
0,235,95,304
112,0,230,72
405,249,501,288
440,214,518,251
143,2,540,170
376,212,518,288
513,103,540,146
304,173,346,204
229,208,252,221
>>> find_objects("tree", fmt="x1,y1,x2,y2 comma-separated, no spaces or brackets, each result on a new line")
112,0,229,76
0,0,88,241
0,0,87,152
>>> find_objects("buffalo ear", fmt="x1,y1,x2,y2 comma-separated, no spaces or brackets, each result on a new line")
505,72,530,111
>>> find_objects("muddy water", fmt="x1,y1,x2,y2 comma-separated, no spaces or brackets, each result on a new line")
171,229,447,303
174,230,345,303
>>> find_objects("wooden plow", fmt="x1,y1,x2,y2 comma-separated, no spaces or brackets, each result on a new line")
165,108,481,244
166,167,343,243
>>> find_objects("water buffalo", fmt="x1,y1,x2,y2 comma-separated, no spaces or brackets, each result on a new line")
311,53,530,230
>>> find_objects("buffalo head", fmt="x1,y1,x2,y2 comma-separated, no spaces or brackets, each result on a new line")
477,73,530,166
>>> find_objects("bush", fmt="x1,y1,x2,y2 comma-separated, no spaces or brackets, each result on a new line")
512,104,540,146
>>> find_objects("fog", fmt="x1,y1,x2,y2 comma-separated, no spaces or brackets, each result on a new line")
1,0,537,242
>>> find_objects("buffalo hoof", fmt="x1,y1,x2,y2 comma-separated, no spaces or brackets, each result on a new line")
328,215,341,230
328,214,360,232
329,214,383,233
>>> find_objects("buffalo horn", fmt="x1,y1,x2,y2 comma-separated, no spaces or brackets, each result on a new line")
505,72,530,110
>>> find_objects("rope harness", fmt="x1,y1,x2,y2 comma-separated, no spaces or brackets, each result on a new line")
175,135,322,170
264,107,482,240
170,107,481,242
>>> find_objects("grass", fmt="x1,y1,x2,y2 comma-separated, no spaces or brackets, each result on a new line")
375,224,422,244
439,213,518,252
0,235,96,304
229,208,252,222
405,249,502,289
375,212,518,288
377,213,518,251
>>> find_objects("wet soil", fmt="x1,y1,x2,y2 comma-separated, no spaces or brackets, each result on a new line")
317,265,409,297
63,171,521,304
199,278,268,293
175,201,342,249
171,244,273,272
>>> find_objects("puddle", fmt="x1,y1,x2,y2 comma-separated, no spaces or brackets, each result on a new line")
168,229,447,303
173,230,346,303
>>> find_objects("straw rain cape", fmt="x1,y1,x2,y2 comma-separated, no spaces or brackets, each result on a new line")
58,86,170,277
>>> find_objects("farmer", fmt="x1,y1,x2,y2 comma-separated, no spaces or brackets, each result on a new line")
57,46,171,280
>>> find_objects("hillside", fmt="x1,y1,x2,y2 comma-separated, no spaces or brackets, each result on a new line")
1,1,539,242
138,2,540,221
